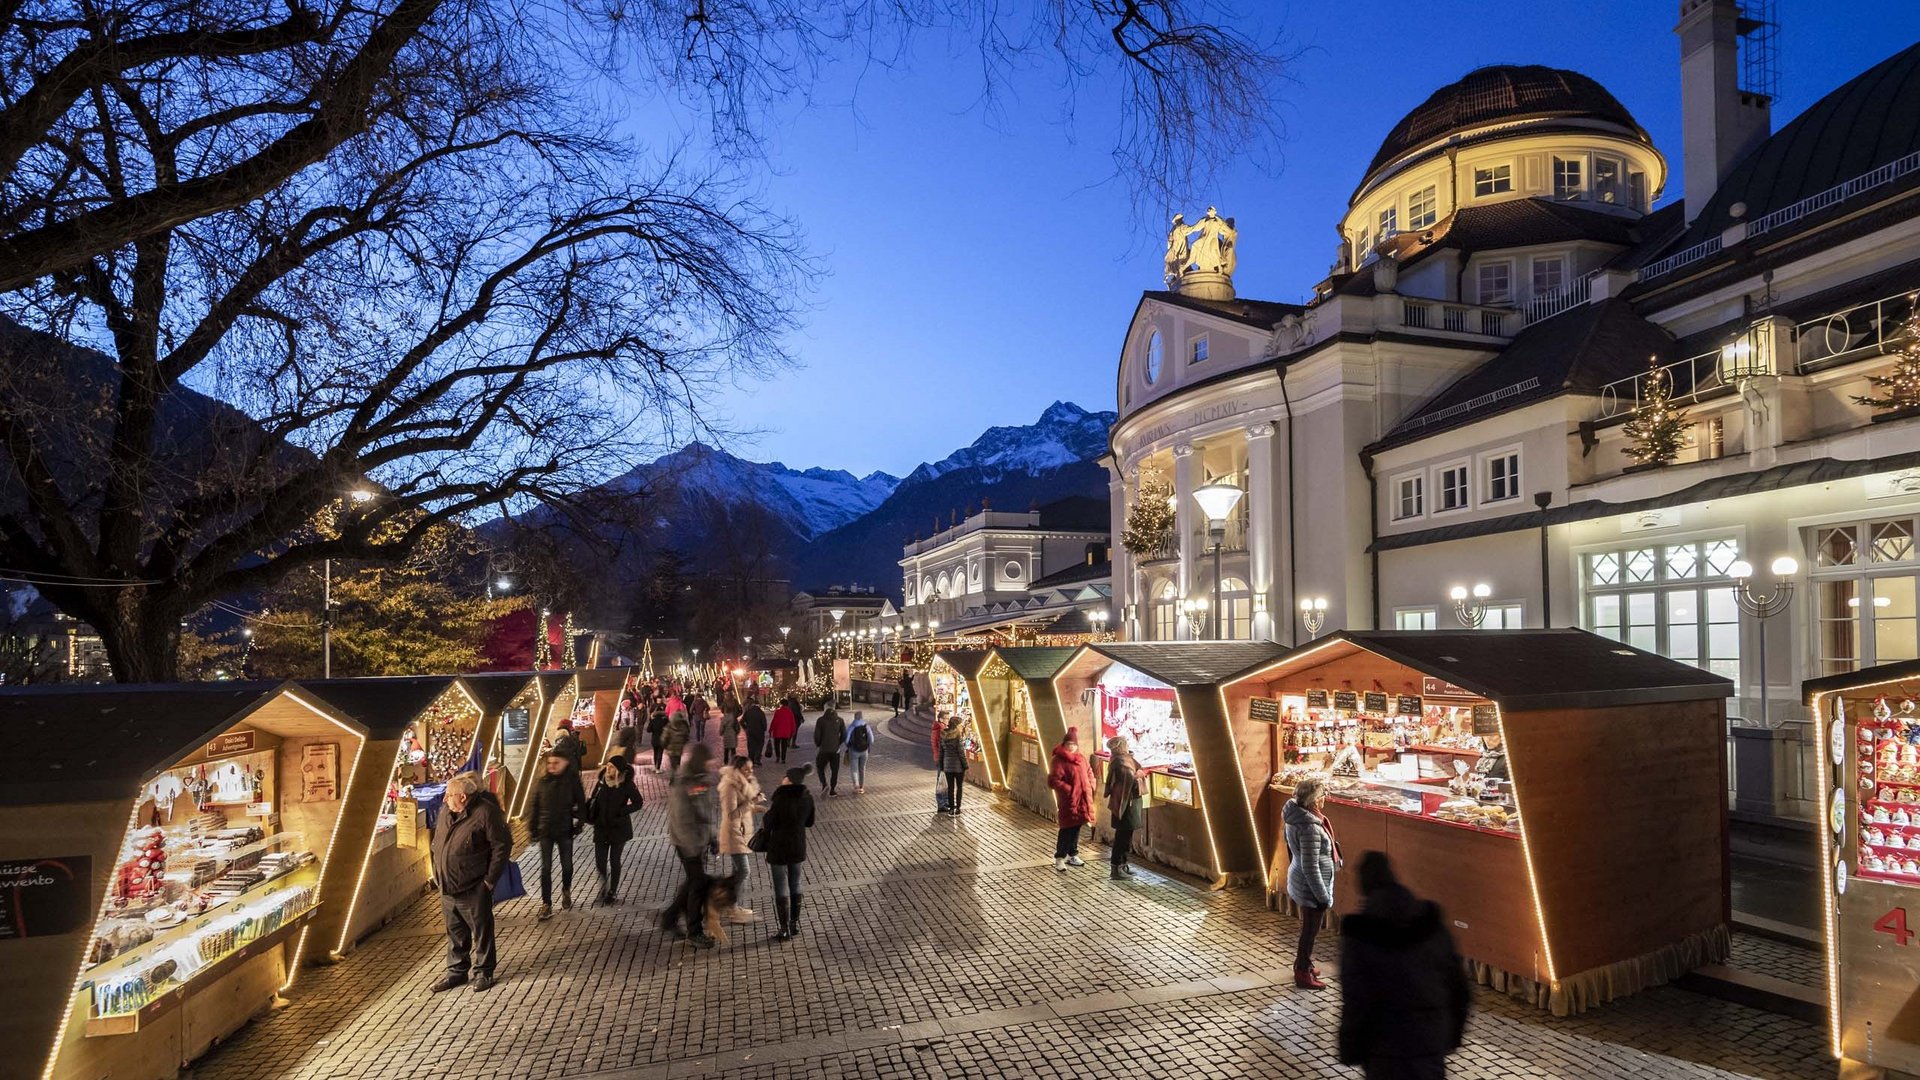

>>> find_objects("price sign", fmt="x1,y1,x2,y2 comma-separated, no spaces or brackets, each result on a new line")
1305,689,1329,709
1332,690,1358,712
1471,704,1500,736
1247,698,1282,725
1362,692,1388,715
1396,695,1423,716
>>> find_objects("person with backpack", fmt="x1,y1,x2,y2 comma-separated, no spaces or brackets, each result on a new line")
813,706,846,797
762,765,816,941
584,754,643,904
1339,851,1471,1079
661,744,719,949
845,712,874,794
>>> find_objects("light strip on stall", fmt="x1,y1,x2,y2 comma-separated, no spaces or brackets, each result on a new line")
1810,690,1844,1058
1180,688,1226,883
1215,679,1273,891
333,739,410,955
41,799,145,1080
965,676,1007,790
283,727,368,989
285,689,369,740
1495,703,1558,986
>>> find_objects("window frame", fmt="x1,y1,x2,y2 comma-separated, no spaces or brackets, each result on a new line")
1434,459,1471,514
1579,536,1744,689
1593,155,1625,204
1552,155,1585,200
1472,162,1513,198
1143,330,1164,385
1392,472,1425,522
1407,185,1438,229
1377,205,1398,240
1807,514,1920,675
1476,260,1514,306
1189,333,1210,366
1394,607,1438,630
1530,255,1567,298
1482,446,1522,505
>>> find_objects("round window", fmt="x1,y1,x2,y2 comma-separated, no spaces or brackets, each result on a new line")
1005,562,1023,580
1145,331,1163,384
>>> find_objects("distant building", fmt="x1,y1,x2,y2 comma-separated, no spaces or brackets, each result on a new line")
886,496,1112,644
789,587,892,652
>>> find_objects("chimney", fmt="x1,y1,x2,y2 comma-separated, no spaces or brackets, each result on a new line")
1677,0,1772,223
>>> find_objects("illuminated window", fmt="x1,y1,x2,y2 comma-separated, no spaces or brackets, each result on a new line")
1583,539,1741,685
1473,164,1512,197
1144,331,1164,384
1594,156,1624,204
1407,185,1438,229
1151,581,1177,641
1478,603,1524,629
1809,517,1920,673
1219,578,1253,640
1395,607,1438,630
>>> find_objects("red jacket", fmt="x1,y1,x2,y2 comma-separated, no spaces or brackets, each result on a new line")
1049,743,1095,828
770,704,800,740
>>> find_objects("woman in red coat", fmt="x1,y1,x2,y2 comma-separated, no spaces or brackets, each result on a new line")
769,695,801,764
1048,727,1096,871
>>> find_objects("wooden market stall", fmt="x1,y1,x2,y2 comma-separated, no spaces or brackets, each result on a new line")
978,646,1077,817
2,682,367,1080
462,673,539,814
1805,660,1920,1077
930,650,998,791
1054,642,1286,884
1220,629,1732,1015
508,672,577,820
297,676,481,955
570,667,635,769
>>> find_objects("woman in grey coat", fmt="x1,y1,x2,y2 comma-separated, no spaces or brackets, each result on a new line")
1284,775,1342,990
937,717,970,816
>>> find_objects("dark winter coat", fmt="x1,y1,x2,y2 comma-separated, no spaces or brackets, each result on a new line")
762,783,816,866
1337,884,1471,1069
430,791,512,895
550,730,586,772
814,710,846,754
742,705,768,742
937,730,969,774
1284,799,1339,909
647,708,668,747
1104,753,1144,829
528,769,586,841
1048,743,1095,828
583,761,644,844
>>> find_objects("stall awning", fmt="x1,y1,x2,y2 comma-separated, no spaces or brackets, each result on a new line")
536,672,574,701
0,681,301,805
1084,642,1290,688
993,646,1080,681
1803,658,1920,703
300,676,460,739
462,672,537,715
1296,629,1733,711
933,649,993,678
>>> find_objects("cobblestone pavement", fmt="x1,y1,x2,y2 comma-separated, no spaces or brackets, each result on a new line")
187,711,1832,1080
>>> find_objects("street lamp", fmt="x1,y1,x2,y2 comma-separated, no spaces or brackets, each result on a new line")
779,625,791,655
1191,482,1245,640
1181,597,1208,639
1299,596,1329,638
1088,608,1110,639
1449,583,1493,628
1731,555,1798,729
929,619,940,642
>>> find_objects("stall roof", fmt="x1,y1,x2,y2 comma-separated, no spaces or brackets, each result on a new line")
575,667,632,692
536,672,574,701
993,646,1080,681
1277,630,1733,711
462,672,537,715
1803,658,1920,702
299,676,461,739
0,681,294,805
1085,642,1290,688
933,649,993,678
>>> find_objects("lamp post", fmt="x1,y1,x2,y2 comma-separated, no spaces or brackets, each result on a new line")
1088,608,1110,640
743,634,753,659
779,625,791,656
1191,482,1245,640
1181,597,1208,639
1299,596,1329,638
1449,583,1493,628
1730,555,1798,729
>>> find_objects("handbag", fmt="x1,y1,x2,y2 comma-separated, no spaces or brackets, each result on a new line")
492,860,527,903
747,826,769,853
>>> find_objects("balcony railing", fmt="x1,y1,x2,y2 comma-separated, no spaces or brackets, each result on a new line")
1522,270,1597,326
1793,288,1917,373
1595,349,1727,420
1399,297,1514,337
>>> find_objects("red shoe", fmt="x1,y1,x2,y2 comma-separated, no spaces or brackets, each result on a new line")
1294,969,1327,990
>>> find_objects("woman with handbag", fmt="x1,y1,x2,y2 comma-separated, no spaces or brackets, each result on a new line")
717,756,766,923
761,765,816,941
585,754,643,905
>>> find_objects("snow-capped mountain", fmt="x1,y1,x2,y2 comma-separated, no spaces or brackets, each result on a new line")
618,443,898,541
901,401,1112,486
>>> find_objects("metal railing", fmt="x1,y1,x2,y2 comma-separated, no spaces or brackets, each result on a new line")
1595,348,1727,419
1399,297,1515,338
1793,288,1918,373
1642,149,1920,283
1522,270,1597,326
1397,377,1541,432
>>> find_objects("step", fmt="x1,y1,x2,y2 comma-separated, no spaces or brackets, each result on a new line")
1733,909,1822,949
1678,963,1824,1023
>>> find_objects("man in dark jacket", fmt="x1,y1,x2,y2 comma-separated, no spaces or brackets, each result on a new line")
1338,851,1471,1080
813,707,846,797
741,701,769,764
550,724,586,777
527,751,587,920
661,744,720,948
428,772,512,992
898,672,916,715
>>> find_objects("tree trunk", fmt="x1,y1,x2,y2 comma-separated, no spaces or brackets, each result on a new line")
97,595,184,683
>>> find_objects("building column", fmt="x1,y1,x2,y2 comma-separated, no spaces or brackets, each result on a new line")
1245,422,1276,642
1107,469,1129,638
1173,442,1197,640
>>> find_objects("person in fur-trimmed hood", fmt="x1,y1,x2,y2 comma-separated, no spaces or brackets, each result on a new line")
1337,851,1471,1080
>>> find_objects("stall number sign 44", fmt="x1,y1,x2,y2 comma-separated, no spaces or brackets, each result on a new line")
1874,906,1920,946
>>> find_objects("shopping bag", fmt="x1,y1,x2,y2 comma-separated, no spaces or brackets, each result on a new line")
935,773,951,813
492,860,528,903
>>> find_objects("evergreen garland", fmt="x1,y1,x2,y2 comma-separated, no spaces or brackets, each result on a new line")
1853,293,1920,413
1622,354,1688,467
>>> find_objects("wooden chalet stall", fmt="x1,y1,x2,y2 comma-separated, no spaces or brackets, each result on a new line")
1053,642,1285,885
2,683,367,1080
507,673,577,820
977,647,1077,817
297,677,481,955
462,673,539,816
1220,630,1732,1015
930,650,999,791
569,667,635,769
1805,660,1920,1078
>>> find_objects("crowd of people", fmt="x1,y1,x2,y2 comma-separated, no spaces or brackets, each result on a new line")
426,668,1473,1077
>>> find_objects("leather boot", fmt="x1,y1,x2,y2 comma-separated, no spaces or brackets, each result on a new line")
773,895,791,941
1294,968,1327,990
788,894,803,938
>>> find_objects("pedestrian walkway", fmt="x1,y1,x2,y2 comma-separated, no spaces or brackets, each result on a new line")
187,709,1830,1080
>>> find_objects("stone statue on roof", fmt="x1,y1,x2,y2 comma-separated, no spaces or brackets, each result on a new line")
1162,213,1190,285
1162,207,1237,300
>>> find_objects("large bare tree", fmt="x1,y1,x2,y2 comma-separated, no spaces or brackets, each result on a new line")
0,0,1284,681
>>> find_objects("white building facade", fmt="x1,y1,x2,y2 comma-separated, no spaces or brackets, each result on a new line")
1106,3,1920,823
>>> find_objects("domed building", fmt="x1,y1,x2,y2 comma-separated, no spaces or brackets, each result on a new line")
1105,4,1920,823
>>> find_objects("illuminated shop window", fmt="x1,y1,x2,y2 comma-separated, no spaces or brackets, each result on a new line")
1584,538,1741,685
1810,517,1920,673
1395,607,1438,630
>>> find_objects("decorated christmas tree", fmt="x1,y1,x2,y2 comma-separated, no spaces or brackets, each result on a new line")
1121,474,1176,556
1622,354,1688,467
1853,292,1920,414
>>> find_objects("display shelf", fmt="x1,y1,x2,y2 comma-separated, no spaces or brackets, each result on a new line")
88,861,319,982
1327,795,1520,838
1406,744,1482,757
83,906,317,1037
150,828,298,874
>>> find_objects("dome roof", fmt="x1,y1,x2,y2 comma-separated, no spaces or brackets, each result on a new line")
1677,40,1920,246
1363,65,1649,184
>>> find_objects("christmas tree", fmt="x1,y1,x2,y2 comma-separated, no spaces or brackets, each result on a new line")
1622,354,1688,467
1853,292,1920,413
1121,474,1176,557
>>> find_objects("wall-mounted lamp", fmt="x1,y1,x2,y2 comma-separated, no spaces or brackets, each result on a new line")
1299,596,1329,638
1450,583,1493,628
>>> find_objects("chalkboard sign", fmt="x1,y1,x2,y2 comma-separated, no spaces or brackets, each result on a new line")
1471,704,1500,735
1362,692,1389,715
1332,690,1358,711
0,855,91,940
1247,698,1282,725
1396,695,1423,717
1305,689,1329,708
502,707,531,747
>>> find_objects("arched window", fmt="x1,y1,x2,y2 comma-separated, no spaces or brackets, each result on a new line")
1220,577,1253,640
1144,330,1164,385
1150,579,1178,641
936,572,950,596
921,576,935,601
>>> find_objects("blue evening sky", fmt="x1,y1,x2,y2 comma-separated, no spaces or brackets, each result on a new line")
694,1,1916,478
